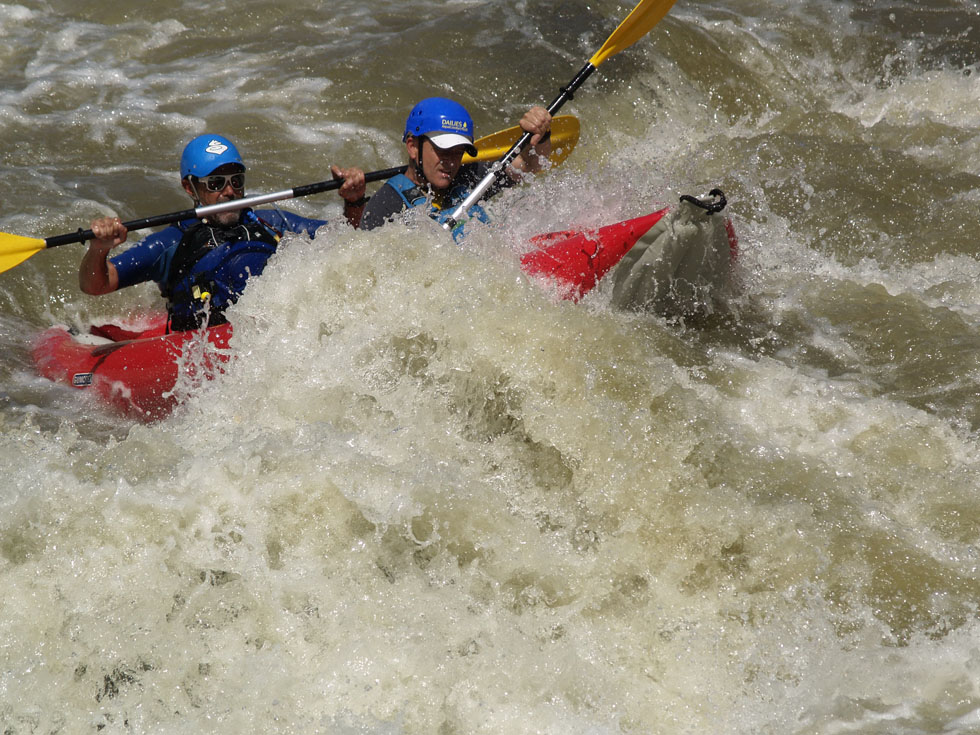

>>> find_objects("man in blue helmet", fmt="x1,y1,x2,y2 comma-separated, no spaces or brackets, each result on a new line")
80,134,366,331
359,98,551,232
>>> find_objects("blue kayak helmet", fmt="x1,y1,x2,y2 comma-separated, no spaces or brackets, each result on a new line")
180,134,245,179
403,97,477,156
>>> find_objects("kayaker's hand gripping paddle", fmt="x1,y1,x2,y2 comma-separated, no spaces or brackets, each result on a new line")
443,0,679,231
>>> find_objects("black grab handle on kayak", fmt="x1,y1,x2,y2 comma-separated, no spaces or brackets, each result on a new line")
679,188,727,214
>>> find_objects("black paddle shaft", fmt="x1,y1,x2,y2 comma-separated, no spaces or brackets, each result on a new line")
444,62,596,229
495,63,597,173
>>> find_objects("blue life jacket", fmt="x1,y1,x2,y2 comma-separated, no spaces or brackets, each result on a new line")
162,210,281,331
386,173,489,242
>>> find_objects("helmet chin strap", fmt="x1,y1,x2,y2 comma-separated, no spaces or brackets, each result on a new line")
184,176,205,209
412,136,431,189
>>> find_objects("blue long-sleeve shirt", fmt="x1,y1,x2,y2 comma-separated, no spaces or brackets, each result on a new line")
111,208,326,292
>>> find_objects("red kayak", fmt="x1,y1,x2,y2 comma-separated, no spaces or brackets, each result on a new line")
521,190,737,302
33,314,233,421
33,197,737,420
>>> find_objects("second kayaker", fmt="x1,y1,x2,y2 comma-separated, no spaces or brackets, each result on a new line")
359,97,552,236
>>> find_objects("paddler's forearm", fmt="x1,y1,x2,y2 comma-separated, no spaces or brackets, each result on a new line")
343,197,368,229
79,242,119,295
516,133,553,175
332,164,367,229
507,105,553,178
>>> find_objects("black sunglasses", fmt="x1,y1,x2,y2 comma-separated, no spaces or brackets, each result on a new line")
198,172,245,192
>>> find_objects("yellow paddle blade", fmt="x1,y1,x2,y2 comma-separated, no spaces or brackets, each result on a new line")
468,114,580,166
589,0,678,67
0,232,46,274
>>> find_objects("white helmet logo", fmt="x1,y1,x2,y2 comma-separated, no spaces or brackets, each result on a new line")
205,140,228,155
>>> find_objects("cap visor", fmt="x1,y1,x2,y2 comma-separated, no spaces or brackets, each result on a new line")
427,133,477,156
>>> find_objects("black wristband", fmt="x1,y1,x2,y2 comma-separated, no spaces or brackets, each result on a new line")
344,196,369,208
